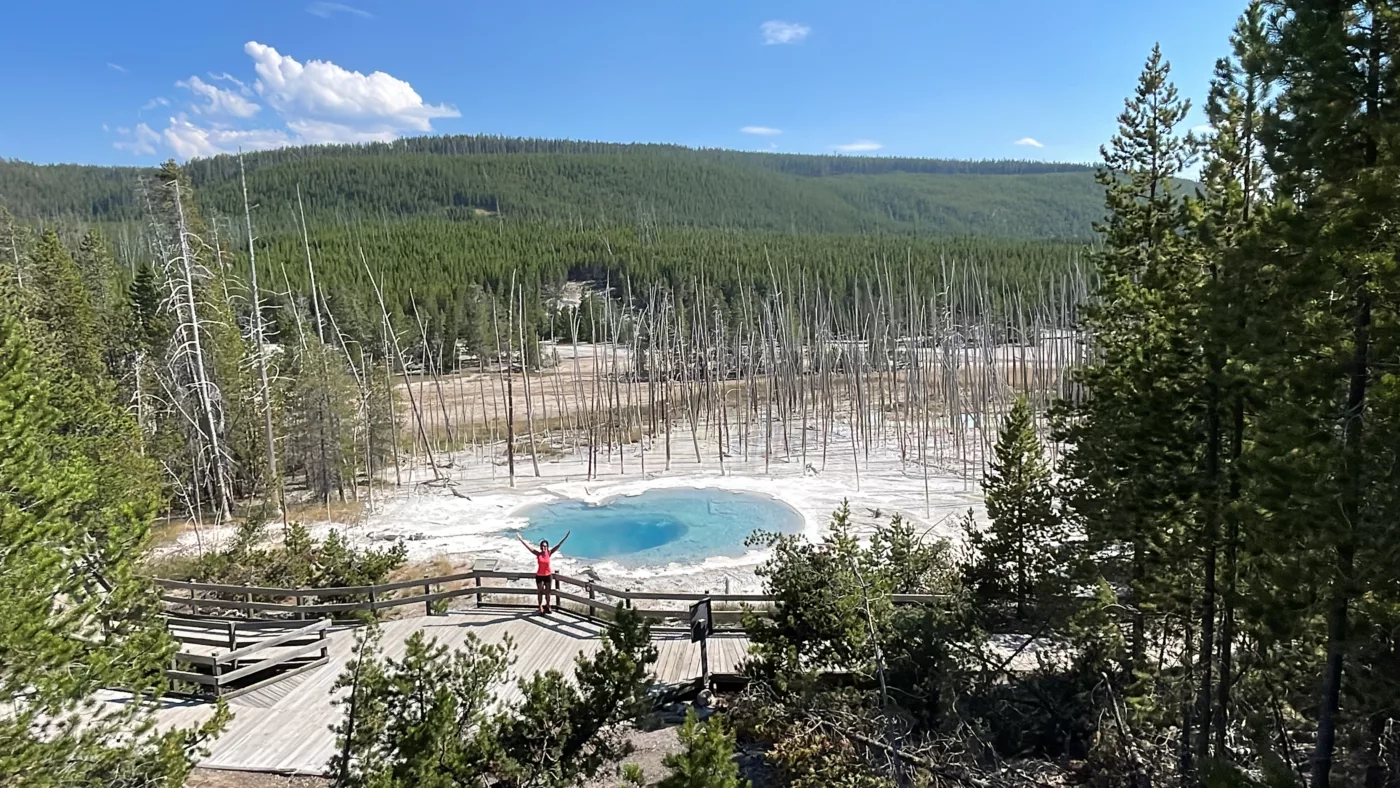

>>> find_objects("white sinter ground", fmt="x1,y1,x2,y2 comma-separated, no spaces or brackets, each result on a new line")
164,421,996,596
380,420,986,594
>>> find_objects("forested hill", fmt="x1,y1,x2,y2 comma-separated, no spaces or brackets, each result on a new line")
0,136,1103,239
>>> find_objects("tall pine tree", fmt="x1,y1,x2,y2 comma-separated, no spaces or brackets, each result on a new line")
0,311,224,785
1058,44,1199,689
1252,3,1400,784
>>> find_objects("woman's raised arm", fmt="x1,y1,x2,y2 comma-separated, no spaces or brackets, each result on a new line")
516,533,539,555
550,531,571,554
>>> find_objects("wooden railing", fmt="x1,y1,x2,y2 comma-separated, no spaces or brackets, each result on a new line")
156,568,945,628
164,616,332,699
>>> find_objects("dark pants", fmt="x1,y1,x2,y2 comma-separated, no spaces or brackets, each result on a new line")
536,575,552,610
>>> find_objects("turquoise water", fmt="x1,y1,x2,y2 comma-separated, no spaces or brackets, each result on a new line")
516,488,803,567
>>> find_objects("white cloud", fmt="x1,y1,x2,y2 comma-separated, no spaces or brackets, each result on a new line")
760,20,810,45
307,2,373,18
285,118,400,145
208,72,253,95
113,123,161,156
162,115,292,159
740,126,782,136
833,139,882,153
111,41,458,159
1014,137,1044,148
1191,124,1215,136
245,41,459,132
178,75,262,118
107,62,127,73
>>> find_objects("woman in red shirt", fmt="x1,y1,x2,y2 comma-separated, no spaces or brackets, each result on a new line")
517,531,570,613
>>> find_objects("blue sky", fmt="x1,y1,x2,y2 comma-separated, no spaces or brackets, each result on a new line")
0,0,1244,166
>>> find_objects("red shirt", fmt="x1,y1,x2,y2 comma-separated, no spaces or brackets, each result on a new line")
536,551,552,576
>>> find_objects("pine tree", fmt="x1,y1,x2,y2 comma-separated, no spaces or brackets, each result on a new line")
1251,4,1400,785
496,606,659,787
73,229,135,382
283,333,360,503
1058,43,1198,674
73,230,123,322
964,395,1060,619
25,229,104,382
329,608,656,788
1189,2,1272,765
1056,49,1211,781
0,312,224,785
127,262,167,354
657,710,748,788
328,629,509,787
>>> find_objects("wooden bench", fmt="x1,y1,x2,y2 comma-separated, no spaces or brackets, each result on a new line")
164,616,332,699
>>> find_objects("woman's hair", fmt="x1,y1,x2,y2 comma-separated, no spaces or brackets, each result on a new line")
539,540,549,549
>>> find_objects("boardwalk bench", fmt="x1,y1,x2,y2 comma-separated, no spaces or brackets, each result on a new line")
164,616,331,699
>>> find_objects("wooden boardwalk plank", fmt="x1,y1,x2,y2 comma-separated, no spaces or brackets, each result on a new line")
99,610,752,775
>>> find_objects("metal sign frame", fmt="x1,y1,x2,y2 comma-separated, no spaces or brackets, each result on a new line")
689,597,712,643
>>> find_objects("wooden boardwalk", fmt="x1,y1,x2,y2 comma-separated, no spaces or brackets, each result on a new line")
99,609,749,775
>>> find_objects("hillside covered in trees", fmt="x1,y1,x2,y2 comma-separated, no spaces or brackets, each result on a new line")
0,139,1102,238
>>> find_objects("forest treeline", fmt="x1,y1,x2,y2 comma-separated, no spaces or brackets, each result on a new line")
0,138,1104,237
1,133,1098,366
5,206,1087,376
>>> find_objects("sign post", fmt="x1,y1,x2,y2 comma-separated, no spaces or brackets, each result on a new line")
689,597,712,691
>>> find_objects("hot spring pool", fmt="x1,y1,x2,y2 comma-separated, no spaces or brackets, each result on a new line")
515,488,804,567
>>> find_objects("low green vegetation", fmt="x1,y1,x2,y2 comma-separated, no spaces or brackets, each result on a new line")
328,606,658,788
152,518,408,591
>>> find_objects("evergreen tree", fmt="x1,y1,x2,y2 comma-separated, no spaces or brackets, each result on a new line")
1251,4,1400,784
25,229,104,382
73,229,123,322
963,395,1061,619
746,501,897,677
657,710,748,788
328,608,657,788
73,229,135,381
11,231,161,564
495,607,659,787
1188,1,1272,765
0,312,223,785
328,629,510,788
283,334,360,503
127,262,167,354
1055,47,1210,782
